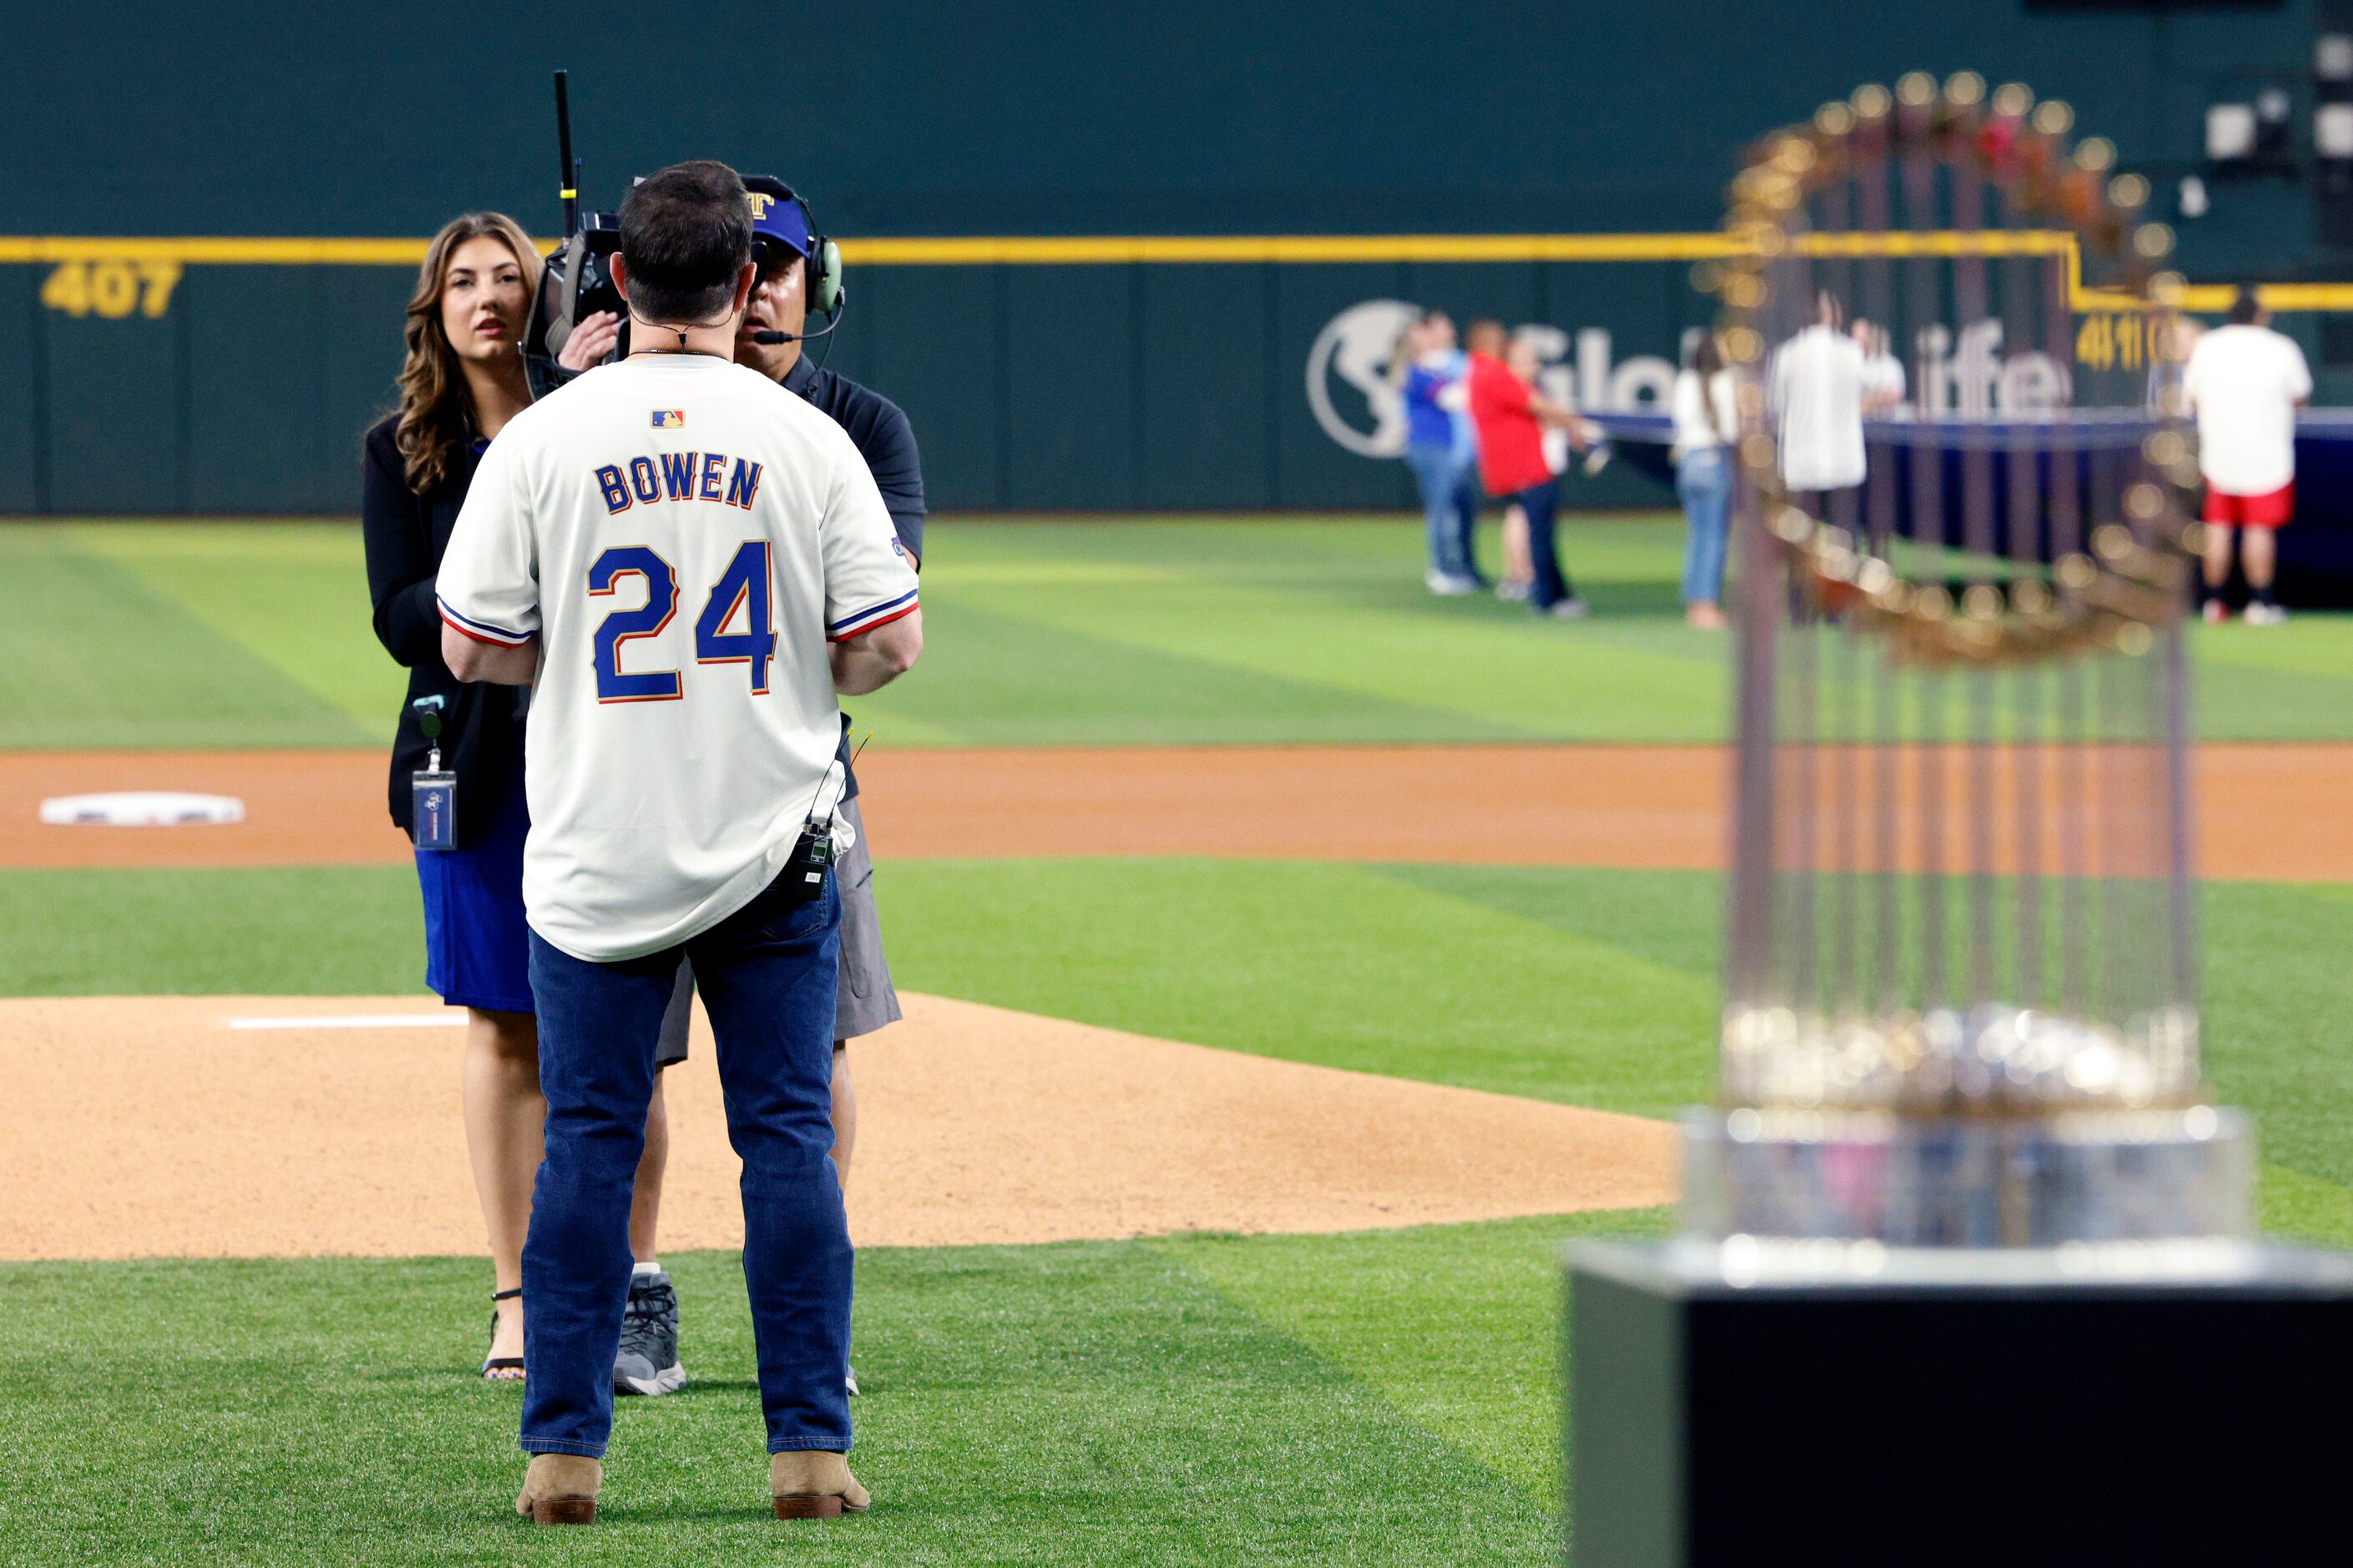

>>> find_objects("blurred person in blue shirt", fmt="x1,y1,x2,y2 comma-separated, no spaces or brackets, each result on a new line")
1391,311,1485,594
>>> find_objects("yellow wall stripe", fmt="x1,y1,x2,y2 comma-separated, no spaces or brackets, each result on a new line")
4,230,2341,311
1,230,2077,267
843,233,1753,263
0,232,1753,266
1789,230,2076,258
0,236,439,265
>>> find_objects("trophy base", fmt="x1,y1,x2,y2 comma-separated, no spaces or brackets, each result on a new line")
1566,1239,2353,1566
1679,1105,2253,1246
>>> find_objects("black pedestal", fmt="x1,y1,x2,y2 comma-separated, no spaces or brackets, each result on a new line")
1565,1241,2353,1567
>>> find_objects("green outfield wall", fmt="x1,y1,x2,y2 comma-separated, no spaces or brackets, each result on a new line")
2,1,2317,514
0,249,1734,514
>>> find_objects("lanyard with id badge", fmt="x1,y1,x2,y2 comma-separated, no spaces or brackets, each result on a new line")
412,695,458,852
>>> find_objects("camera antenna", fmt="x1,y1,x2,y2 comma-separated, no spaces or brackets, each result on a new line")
554,70,580,238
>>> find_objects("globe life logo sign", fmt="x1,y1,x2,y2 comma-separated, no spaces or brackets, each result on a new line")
1306,299,1680,459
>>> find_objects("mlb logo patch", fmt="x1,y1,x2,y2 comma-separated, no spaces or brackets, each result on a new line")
651,410,686,428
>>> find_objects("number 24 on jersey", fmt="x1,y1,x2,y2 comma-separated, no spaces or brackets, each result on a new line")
589,542,777,703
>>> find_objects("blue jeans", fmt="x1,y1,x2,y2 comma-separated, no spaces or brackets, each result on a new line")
1677,446,1731,605
1404,443,1481,580
1509,481,1571,610
520,869,849,1459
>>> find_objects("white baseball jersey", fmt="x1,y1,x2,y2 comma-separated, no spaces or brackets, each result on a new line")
2183,323,2311,496
437,355,918,963
1770,324,1868,492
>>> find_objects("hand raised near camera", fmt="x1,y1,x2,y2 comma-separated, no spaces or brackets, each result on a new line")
557,312,622,372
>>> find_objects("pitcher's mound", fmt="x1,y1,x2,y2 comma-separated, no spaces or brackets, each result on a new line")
0,994,1675,1261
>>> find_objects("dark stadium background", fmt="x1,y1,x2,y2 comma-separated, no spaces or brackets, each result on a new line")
0,0,2321,515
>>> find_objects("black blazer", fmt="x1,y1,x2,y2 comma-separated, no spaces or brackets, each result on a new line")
361,416,529,848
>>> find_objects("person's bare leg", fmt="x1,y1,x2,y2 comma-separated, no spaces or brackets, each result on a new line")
2242,526,2278,596
1503,503,1532,588
2203,522,2235,594
630,1070,670,1263
461,1006,541,1374
830,1045,857,1201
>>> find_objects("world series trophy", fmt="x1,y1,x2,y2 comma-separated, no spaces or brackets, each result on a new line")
1701,75,2235,1250
1565,77,2353,1566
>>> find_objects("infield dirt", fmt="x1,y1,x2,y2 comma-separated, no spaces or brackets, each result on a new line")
0,993,1676,1262
7,742,2353,879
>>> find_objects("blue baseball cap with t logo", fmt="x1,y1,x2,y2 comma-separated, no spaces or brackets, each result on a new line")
742,175,813,262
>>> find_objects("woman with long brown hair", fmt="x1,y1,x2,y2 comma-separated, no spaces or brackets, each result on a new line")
361,213,616,1379
1671,331,1739,629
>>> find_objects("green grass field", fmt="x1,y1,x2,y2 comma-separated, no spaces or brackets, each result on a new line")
2,1215,1664,1566
7,515,2353,1564
14,517,2353,747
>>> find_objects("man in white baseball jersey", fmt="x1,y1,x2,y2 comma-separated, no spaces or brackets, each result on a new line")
438,160,920,1525
2184,286,2311,625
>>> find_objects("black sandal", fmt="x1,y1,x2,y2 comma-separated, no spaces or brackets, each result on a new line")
483,1287,524,1381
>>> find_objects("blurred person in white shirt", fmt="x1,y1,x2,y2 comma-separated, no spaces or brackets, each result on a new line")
1855,320,1905,416
1771,291,1868,520
2183,288,2311,625
1671,333,1739,629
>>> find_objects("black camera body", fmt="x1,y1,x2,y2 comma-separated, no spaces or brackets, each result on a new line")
524,210,627,398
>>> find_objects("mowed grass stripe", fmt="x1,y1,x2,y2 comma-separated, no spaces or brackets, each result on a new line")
14,518,2353,746
900,529,1728,742
863,598,1518,746
8,858,2353,1245
70,521,410,736
0,1229,1573,1565
2195,611,2353,679
1382,865,2353,1198
883,857,1721,1115
0,865,425,996
870,518,2353,743
1165,1207,1675,1507
0,527,372,749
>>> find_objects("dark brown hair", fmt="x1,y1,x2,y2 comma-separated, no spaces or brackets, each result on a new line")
394,212,541,494
620,160,753,323
1691,333,1733,443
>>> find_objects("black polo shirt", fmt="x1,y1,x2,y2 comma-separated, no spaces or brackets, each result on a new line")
778,356,927,801
780,356,925,563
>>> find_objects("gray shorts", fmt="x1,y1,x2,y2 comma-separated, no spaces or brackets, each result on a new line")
654,794,900,1067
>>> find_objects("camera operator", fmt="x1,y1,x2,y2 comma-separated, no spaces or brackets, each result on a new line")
603,176,926,1404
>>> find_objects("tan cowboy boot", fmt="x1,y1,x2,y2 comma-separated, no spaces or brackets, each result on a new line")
771,1450,870,1520
514,1453,602,1525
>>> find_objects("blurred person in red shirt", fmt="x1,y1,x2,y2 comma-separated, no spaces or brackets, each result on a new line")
1465,320,1591,619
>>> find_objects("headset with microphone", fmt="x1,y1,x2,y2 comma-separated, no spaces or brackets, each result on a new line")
520,85,848,390
742,175,844,346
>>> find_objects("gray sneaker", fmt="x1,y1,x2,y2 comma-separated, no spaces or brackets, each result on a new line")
613,1270,686,1397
